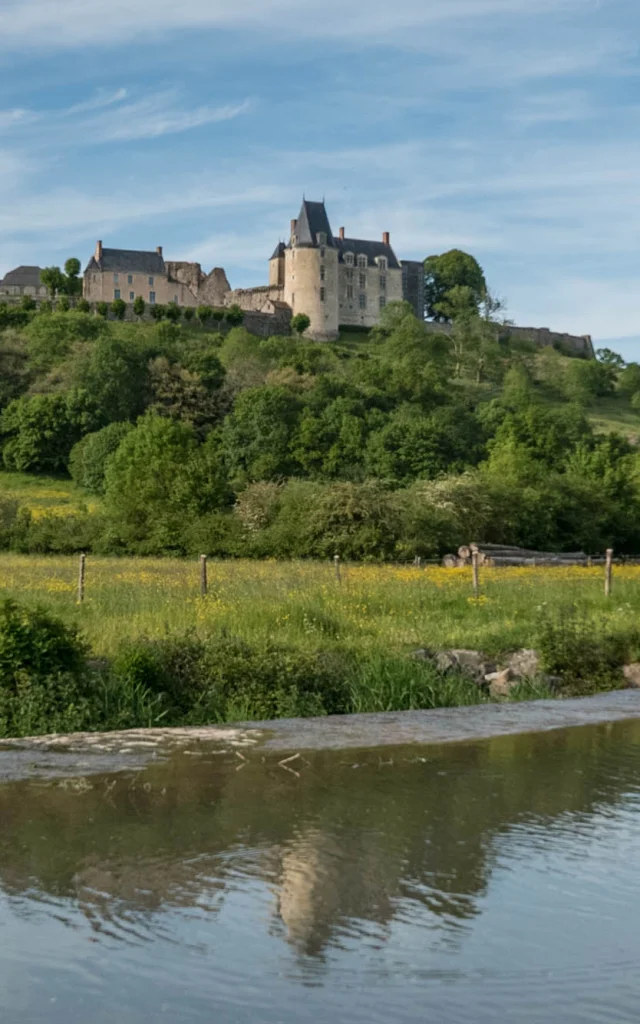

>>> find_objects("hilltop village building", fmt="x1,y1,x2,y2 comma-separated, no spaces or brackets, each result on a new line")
0,266,48,299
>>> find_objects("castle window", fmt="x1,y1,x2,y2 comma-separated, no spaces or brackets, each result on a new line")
346,268,353,281
320,287,325,303
174,295,178,304
380,274,386,291
129,291,135,300
377,256,388,271
148,276,154,286
149,291,156,304
344,252,354,267
359,293,366,310
357,255,367,269
380,296,386,309
359,272,366,289
346,285,354,300
320,248,326,259
114,289,121,300
317,232,327,246
320,266,325,281
128,274,133,285
113,273,119,283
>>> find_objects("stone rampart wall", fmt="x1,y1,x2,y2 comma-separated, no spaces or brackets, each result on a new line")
422,320,594,358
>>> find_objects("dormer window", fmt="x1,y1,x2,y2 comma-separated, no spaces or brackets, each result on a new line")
344,252,355,267
317,232,327,246
377,256,388,271
357,254,367,269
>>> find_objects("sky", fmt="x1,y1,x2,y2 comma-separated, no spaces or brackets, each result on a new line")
1,0,639,355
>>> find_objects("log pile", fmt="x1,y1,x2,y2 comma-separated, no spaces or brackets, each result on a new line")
442,543,590,568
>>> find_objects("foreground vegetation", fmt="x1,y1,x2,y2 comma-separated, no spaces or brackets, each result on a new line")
0,558,637,738
1,297,640,560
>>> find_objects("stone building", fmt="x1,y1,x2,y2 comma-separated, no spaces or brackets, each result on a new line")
260,199,424,340
0,266,48,299
83,242,203,307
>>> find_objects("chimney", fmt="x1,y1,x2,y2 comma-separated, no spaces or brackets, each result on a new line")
95,240,103,261
339,226,345,240
382,231,390,246
156,246,163,258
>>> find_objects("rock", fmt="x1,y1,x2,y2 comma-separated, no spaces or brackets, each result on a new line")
506,649,540,679
435,649,497,684
486,668,517,699
623,663,640,689
410,649,433,662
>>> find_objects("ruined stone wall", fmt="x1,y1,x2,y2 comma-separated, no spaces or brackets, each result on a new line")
422,320,594,358
198,268,232,307
225,285,285,312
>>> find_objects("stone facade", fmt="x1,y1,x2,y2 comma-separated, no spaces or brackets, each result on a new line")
83,242,200,307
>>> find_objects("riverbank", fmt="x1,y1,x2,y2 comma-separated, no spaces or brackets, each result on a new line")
2,690,640,783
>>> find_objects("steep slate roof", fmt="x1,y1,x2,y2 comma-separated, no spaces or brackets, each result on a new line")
336,237,401,270
0,265,44,287
270,241,287,260
84,248,166,275
294,200,336,247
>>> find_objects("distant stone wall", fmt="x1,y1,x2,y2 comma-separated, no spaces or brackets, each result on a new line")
422,320,594,358
225,285,285,312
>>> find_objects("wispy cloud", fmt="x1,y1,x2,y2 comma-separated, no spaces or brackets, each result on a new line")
0,0,590,50
66,88,128,115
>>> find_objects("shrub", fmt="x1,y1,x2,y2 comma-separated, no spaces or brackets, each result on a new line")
75,298,91,313
69,421,134,493
225,304,245,327
150,304,166,321
25,311,107,371
183,307,195,322
536,611,638,695
165,302,182,324
291,313,311,336
212,309,225,323
111,298,126,320
56,296,70,313
96,301,109,319
0,390,98,474
197,305,213,325
0,599,91,738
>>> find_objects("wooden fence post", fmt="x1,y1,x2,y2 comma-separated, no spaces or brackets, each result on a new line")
334,554,341,583
472,549,480,598
605,548,613,598
415,556,422,569
200,554,208,597
77,553,86,604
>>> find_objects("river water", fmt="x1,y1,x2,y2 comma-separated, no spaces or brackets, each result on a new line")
2,719,640,1022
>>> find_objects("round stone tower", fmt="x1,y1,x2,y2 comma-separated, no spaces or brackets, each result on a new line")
283,202,340,341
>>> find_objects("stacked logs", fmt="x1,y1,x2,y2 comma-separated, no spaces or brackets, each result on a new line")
442,543,590,568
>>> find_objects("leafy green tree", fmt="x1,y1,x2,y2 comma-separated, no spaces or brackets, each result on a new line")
596,348,625,369
133,296,146,319
69,421,134,493
618,363,640,394
40,267,66,303
183,307,195,322
75,298,91,313
70,334,151,424
0,390,98,473
96,301,109,319
424,250,487,322
63,258,82,299
56,296,70,313
111,298,126,320
212,309,225,323
196,305,212,325
25,312,107,373
225,304,245,327
20,295,36,312
165,302,182,324
102,415,230,553
222,385,302,483
150,304,165,322
149,357,225,431
291,313,311,336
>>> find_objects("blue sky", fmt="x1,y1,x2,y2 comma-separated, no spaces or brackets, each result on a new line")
1,0,639,355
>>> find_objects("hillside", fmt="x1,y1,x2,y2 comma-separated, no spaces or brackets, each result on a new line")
0,301,638,558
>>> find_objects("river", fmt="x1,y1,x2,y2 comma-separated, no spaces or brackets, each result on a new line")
1,717,640,1021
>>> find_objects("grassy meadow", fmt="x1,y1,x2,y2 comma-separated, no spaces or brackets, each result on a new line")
0,554,636,658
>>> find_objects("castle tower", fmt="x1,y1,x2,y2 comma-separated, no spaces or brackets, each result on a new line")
283,200,339,341
269,242,286,288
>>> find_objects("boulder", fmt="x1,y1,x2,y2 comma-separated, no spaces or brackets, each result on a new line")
623,663,640,689
485,668,517,698
506,649,540,679
435,649,497,684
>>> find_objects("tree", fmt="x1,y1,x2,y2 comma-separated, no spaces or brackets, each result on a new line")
69,421,134,493
150,304,165,322
183,307,195,322
56,296,70,313
111,298,126,320
291,313,311,336
423,250,487,322
20,295,36,312
25,312,106,373
133,296,146,319
40,267,66,303
222,385,302,483
225,304,245,327
63,258,83,300
196,305,212,325
165,302,182,324
596,348,625,369
96,301,109,319
0,390,98,473
75,298,91,313
70,335,151,424
619,363,640,394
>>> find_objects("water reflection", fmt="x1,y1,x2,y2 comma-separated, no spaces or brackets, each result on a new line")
1,720,639,965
